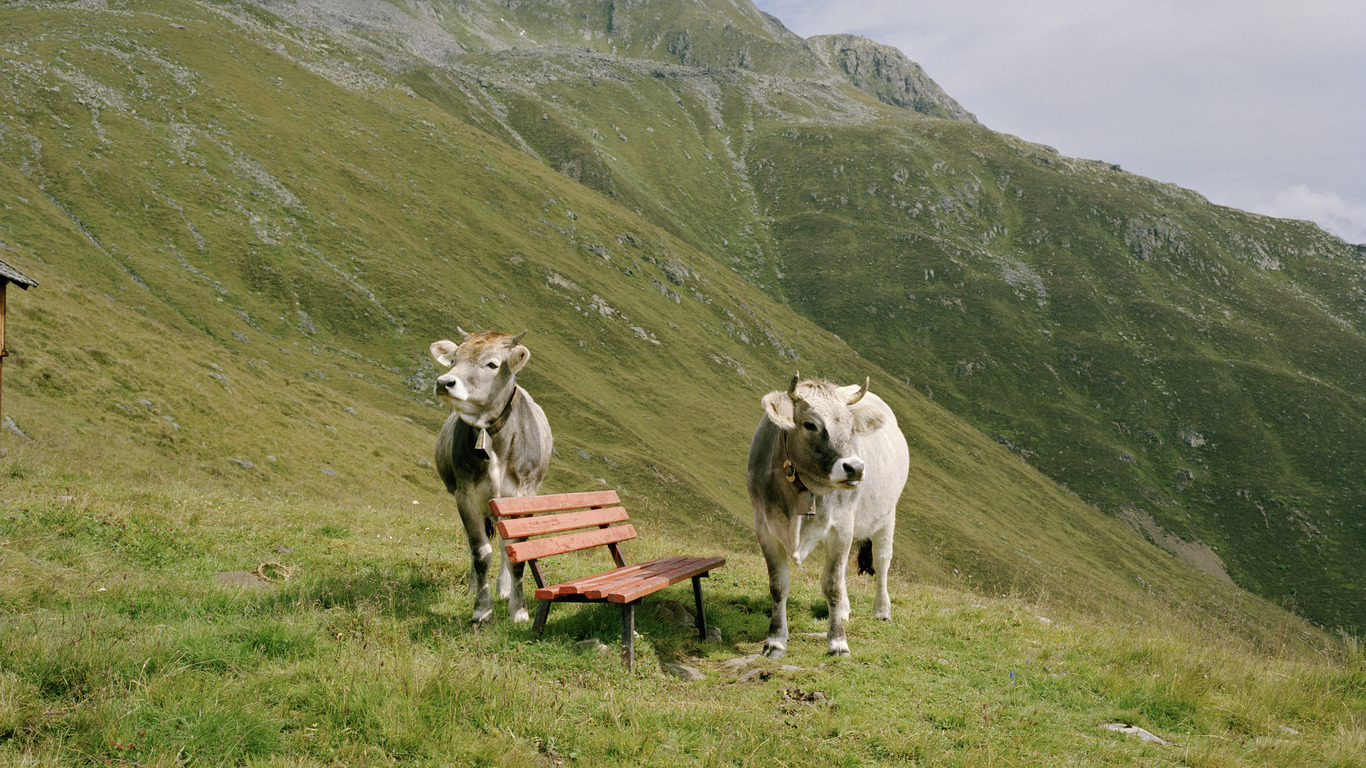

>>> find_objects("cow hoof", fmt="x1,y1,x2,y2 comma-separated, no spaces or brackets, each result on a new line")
471,608,494,625
875,611,892,621
761,641,787,660
511,607,531,624
826,638,850,656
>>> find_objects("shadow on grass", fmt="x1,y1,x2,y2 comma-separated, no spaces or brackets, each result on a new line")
262,562,776,662
263,562,466,638
521,588,773,663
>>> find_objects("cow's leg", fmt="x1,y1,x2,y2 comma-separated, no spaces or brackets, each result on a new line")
871,523,895,621
492,542,529,622
822,528,854,656
505,555,530,623
759,535,792,659
458,502,496,624
500,486,537,623
495,547,514,600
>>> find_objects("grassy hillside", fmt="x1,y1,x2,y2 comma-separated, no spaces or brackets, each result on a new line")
0,0,1299,629
353,0,1366,632
746,118,1366,631
0,1,1362,764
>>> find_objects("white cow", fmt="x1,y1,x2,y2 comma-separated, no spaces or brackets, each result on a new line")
747,374,910,657
431,329,553,624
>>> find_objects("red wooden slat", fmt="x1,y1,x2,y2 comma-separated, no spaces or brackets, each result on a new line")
596,556,727,603
490,490,620,517
559,556,687,592
604,562,723,604
497,507,630,539
530,557,688,600
576,558,696,601
581,559,699,601
539,556,690,599
505,524,636,564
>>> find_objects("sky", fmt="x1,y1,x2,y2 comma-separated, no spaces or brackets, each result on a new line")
754,0,1366,244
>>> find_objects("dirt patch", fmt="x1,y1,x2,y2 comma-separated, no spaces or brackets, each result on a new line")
214,570,277,589
1118,506,1233,584
780,687,835,711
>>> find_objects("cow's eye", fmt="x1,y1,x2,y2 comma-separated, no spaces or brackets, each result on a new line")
803,421,818,432
485,361,498,369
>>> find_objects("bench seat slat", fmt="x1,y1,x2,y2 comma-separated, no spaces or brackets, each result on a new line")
591,556,727,603
490,490,620,517
550,556,689,595
505,524,636,564
532,556,690,600
497,507,630,539
580,557,697,598
545,556,689,598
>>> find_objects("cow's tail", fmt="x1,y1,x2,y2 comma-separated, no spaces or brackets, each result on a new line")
856,539,875,576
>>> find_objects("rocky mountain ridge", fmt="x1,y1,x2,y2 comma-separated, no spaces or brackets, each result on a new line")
806,33,977,121
253,0,976,121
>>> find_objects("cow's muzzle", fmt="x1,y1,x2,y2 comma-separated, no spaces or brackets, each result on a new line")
435,374,471,406
832,456,865,489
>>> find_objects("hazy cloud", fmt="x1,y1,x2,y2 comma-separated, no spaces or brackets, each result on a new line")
1258,185,1366,245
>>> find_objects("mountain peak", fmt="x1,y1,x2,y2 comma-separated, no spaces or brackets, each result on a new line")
807,33,976,122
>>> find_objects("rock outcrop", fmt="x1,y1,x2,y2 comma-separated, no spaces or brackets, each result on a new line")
808,33,976,122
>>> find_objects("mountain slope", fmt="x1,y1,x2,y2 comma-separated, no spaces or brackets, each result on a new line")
265,0,1366,632
0,0,1318,647
750,118,1366,632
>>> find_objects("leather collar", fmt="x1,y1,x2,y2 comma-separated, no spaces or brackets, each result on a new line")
486,386,521,434
474,386,521,455
780,429,816,516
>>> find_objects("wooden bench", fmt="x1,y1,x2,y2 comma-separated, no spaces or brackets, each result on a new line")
490,490,725,670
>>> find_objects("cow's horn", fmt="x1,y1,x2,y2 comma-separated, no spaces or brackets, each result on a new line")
846,377,869,405
788,372,801,400
511,330,527,345
456,327,470,340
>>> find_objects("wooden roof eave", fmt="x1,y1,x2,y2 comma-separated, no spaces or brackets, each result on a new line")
0,259,39,289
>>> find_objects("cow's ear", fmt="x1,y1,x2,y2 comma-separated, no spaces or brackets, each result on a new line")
507,344,531,373
430,339,460,367
762,390,796,430
848,397,887,434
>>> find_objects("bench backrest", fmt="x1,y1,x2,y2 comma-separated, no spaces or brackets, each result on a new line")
490,490,634,567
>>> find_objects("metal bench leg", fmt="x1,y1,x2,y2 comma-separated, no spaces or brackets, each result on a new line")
621,602,636,672
532,599,552,636
692,574,708,640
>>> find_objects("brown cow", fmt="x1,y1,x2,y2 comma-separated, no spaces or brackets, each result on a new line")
431,329,553,624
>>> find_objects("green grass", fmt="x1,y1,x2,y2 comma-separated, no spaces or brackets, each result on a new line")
1,462,1363,767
